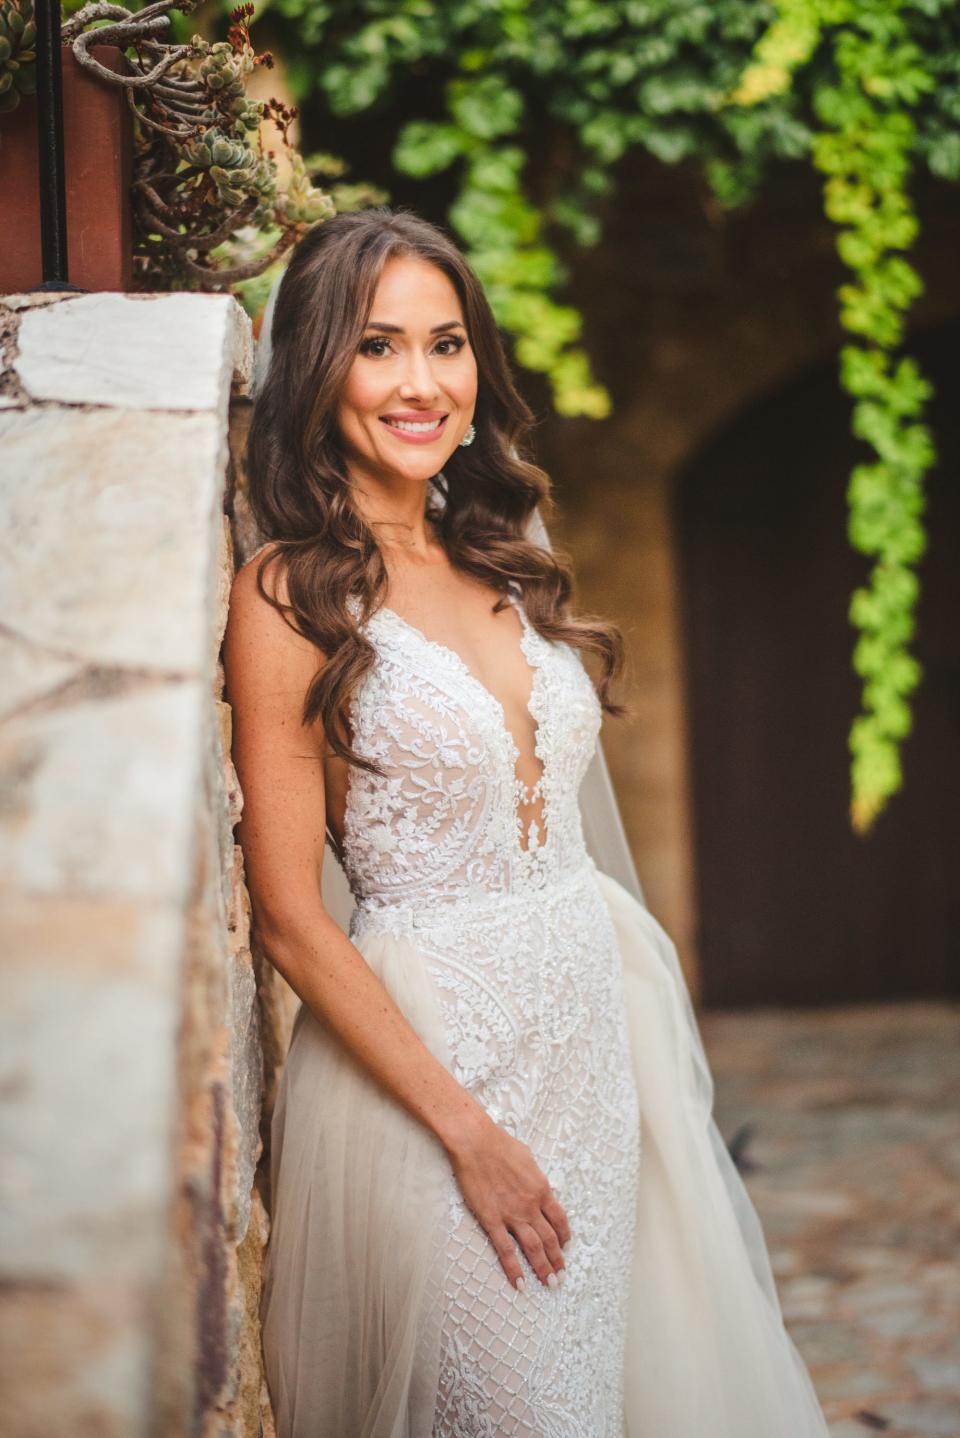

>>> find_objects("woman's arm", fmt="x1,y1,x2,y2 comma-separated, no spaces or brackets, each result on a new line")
223,550,570,1291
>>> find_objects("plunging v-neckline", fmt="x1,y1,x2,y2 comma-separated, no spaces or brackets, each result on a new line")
374,591,550,852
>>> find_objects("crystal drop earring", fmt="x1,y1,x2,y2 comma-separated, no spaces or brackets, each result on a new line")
459,422,476,448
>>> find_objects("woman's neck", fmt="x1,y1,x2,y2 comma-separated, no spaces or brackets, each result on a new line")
348,472,437,557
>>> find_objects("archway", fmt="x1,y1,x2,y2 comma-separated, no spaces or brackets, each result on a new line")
675,322,960,1007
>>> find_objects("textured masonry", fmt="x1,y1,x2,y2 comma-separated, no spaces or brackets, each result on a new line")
0,290,287,1437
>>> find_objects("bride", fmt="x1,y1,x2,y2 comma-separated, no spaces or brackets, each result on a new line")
224,207,832,1437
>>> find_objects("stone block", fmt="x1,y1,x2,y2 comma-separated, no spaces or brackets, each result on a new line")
881,1398,960,1435
1,292,82,311
0,630,80,720
0,683,203,903
14,292,252,414
0,407,226,674
0,900,183,1280
228,948,264,1246
211,514,234,671
227,846,252,950
0,1282,152,1438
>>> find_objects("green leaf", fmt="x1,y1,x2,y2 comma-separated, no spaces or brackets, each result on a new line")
448,75,524,139
925,131,960,179
393,121,465,177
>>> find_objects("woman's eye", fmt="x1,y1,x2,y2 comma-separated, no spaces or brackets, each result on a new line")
358,334,466,358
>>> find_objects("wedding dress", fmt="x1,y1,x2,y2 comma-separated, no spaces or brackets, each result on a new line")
257,572,833,1438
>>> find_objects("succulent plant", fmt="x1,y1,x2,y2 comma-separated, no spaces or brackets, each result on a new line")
0,0,36,114
49,0,353,288
1,0,380,291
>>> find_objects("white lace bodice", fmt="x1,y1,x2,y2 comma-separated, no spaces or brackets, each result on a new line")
340,585,603,917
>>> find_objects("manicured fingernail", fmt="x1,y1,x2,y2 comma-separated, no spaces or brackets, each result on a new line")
547,1272,559,1290
515,1276,525,1293
556,1268,566,1287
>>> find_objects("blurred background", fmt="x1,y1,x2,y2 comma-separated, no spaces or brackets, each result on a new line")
229,0,960,1009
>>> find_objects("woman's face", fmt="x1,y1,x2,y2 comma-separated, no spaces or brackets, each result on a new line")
337,255,479,489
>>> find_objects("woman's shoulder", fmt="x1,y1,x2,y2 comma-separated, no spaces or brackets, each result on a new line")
232,540,289,608
227,542,322,671
226,543,370,670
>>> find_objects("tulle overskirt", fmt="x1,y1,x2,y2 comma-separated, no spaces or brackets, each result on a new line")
260,870,831,1437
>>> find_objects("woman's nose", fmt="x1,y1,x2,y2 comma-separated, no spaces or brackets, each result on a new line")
397,346,440,400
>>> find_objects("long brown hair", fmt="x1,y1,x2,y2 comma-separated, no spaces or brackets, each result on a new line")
245,206,626,774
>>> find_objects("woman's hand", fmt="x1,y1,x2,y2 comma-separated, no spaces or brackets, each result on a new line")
446,1108,571,1291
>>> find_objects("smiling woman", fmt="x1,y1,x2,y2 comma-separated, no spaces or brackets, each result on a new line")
338,261,477,474
227,206,834,1438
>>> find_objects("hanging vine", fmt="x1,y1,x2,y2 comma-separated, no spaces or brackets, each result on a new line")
730,0,938,831
246,0,958,829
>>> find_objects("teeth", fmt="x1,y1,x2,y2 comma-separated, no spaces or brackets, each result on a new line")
386,417,444,433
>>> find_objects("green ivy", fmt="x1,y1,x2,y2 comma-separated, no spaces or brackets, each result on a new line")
730,0,939,830
245,0,959,829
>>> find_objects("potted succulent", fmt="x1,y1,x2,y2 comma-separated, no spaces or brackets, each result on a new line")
0,0,372,298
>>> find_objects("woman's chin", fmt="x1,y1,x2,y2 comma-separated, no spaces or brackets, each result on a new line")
379,448,456,483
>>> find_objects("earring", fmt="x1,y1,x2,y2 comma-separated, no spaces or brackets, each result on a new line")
459,422,476,448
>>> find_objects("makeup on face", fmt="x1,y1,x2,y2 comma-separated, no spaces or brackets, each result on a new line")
337,257,478,480
378,409,450,444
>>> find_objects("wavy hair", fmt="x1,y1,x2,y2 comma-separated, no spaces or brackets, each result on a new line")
245,206,626,774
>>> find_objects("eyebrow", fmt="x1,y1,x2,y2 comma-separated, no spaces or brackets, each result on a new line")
364,320,465,334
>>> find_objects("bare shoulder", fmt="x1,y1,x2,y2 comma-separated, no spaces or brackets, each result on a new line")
225,543,325,705
230,540,291,613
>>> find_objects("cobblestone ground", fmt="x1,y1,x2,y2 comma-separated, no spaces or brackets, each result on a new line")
701,1001,960,1438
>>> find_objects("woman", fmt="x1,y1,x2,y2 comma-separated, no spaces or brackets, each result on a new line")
225,207,832,1437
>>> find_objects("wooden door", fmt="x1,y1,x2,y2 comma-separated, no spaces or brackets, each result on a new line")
675,323,960,1006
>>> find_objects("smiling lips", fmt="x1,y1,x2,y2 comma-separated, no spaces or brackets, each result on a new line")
379,410,450,444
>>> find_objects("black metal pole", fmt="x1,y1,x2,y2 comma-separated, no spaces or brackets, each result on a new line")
34,0,72,288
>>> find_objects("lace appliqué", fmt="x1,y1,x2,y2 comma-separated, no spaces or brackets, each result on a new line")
341,584,642,1438
343,589,601,911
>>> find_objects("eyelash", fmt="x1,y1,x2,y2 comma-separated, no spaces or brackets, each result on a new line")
358,335,466,358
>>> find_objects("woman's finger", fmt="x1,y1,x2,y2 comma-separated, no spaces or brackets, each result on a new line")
532,1210,565,1275
488,1222,525,1290
510,1219,553,1287
541,1193,571,1246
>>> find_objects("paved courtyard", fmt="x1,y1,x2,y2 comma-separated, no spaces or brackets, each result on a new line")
701,1000,960,1438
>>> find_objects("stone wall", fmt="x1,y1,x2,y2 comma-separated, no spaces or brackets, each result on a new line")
0,291,279,1437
